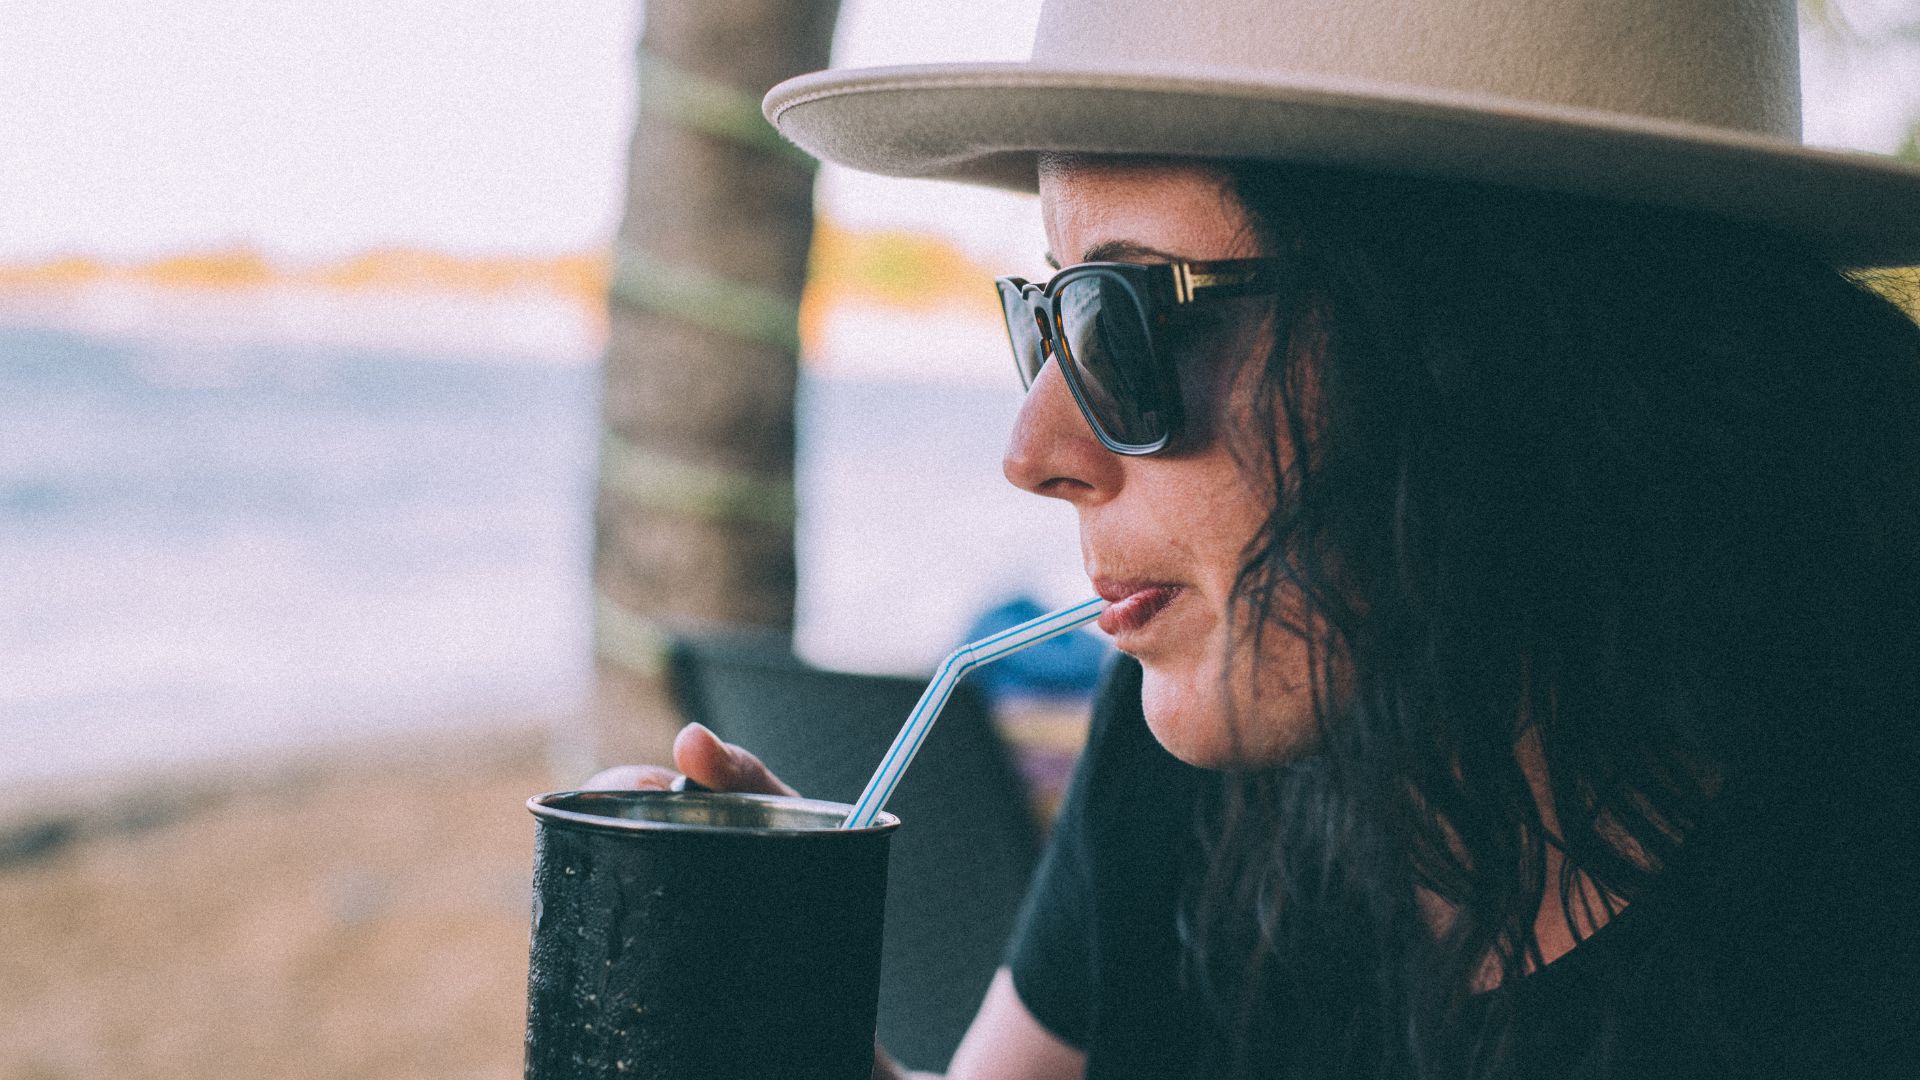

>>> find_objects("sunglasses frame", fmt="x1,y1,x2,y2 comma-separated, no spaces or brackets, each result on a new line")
996,257,1290,455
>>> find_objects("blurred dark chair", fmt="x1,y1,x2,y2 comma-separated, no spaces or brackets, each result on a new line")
667,627,1042,1073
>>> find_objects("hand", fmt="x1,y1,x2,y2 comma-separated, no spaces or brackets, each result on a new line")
583,722,798,798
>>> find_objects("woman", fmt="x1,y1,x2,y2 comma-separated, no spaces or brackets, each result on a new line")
605,1,1920,1076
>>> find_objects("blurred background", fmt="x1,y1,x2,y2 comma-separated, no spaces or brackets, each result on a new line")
0,1,1914,1076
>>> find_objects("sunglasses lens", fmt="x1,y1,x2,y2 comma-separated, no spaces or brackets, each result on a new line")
998,282,1046,387
1056,274,1167,448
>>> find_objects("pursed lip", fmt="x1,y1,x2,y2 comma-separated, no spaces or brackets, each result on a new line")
1091,576,1184,637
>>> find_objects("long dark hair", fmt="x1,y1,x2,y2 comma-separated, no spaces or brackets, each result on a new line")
1187,163,1920,1078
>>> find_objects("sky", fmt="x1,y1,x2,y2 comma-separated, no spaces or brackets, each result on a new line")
0,0,1912,266
0,0,1044,264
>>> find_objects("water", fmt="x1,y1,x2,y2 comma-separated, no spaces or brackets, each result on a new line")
795,374,1085,672
0,321,1083,789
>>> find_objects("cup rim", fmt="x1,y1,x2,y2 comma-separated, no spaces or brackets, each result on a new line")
527,789,901,837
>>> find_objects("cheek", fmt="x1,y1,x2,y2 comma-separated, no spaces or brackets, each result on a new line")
1228,622,1323,764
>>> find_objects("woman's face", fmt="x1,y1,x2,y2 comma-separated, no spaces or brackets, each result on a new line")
1007,158,1316,768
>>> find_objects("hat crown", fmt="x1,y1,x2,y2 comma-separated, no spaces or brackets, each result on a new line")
1033,0,1801,140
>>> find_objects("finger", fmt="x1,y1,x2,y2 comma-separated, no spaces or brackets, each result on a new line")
581,763,681,791
672,723,799,797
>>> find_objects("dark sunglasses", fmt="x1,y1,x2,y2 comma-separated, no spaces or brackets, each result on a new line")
996,257,1289,454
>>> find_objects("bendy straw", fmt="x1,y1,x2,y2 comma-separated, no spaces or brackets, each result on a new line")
841,597,1106,829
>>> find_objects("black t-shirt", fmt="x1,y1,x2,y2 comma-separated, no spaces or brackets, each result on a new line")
1007,657,1920,1079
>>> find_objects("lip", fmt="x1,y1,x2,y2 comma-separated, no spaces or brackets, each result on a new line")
1093,579,1183,638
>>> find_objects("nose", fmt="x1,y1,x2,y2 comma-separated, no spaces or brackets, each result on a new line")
1002,356,1120,503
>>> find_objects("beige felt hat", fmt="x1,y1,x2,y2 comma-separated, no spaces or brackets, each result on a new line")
765,0,1920,267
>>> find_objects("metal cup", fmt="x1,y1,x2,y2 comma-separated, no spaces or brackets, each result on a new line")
523,789,900,1080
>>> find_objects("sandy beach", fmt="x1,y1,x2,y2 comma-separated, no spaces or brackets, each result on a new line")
0,724,566,1080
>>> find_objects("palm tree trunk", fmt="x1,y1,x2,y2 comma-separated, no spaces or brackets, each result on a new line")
586,0,840,769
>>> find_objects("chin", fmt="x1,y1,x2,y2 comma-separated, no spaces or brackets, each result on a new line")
1137,660,1317,769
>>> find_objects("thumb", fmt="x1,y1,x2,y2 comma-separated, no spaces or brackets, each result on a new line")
672,723,798,798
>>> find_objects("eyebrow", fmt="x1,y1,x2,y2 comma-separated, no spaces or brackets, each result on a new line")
1042,239,1184,271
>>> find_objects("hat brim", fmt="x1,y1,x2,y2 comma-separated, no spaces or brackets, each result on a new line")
766,63,1920,268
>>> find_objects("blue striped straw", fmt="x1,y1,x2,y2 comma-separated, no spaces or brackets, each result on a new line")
841,597,1107,829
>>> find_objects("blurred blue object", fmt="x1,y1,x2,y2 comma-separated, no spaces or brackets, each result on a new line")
961,594,1110,701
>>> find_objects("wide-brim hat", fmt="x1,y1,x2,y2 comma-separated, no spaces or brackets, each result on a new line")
765,0,1920,268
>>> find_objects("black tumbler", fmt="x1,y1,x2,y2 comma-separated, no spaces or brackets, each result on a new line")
523,789,899,1080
